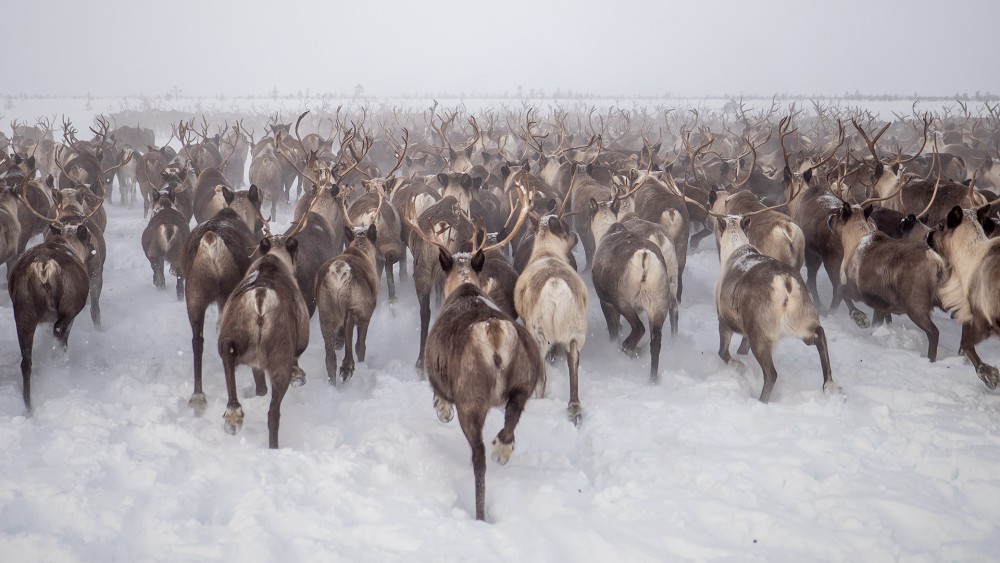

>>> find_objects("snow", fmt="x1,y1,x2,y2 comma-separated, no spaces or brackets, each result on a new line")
3,103,1000,561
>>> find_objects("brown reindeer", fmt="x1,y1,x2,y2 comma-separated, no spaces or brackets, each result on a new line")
9,191,100,412
713,211,839,403
183,185,264,413
829,201,947,360
316,223,379,384
141,189,191,299
217,217,311,449
424,205,541,521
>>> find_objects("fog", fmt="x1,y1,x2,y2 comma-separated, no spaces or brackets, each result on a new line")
11,0,999,98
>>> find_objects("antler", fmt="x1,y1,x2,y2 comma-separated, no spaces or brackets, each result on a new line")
383,128,410,179
778,115,797,171
478,178,533,253
807,119,845,174
851,117,891,164
890,113,932,165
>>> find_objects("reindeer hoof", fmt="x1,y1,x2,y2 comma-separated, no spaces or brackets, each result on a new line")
339,365,355,383
823,380,844,396
291,367,307,388
620,345,640,359
434,396,454,423
491,437,514,465
851,310,870,328
188,393,207,415
976,365,1000,390
567,402,582,426
223,407,244,435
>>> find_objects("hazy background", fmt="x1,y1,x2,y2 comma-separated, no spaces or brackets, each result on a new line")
10,0,999,98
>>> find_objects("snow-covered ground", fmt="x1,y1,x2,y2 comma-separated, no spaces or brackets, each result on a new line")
2,100,1000,561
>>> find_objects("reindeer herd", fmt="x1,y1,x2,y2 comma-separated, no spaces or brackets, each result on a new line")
3,99,1000,520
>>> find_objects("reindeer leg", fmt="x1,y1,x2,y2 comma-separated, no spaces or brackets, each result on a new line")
960,320,1000,390
843,297,870,328
152,258,165,290
718,322,735,364
252,368,267,396
567,341,583,426
385,258,398,304
89,269,103,330
493,387,530,465
648,316,664,384
188,309,208,413
416,289,431,372
737,336,750,355
458,405,488,521
340,313,357,383
356,319,370,362
175,273,185,302
598,299,621,341
804,251,823,313
620,309,645,359
320,313,341,385
689,226,713,249
17,321,36,415
267,369,291,449
908,310,939,363
824,253,844,314
221,341,244,436
806,325,839,395
748,337,778,403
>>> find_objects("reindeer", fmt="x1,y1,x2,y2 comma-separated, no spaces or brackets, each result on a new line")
423,200,541,522
183,185,264,414
708,206,840,403
591,221,677,382
316,222,379,384
217,216,311,449
9,192,101,412
514,179,588,424
928,204,1000,390
141,189,191,299
829,198,947,361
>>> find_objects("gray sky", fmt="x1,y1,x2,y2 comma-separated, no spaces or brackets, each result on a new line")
13,0,999,98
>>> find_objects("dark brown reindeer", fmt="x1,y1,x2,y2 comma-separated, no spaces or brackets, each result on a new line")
928,204,1000,390
423,198,541,522
709,206,840,403
141,188,191,299
183,184,264,414
591,220,677,383
829,190,947,361
217,213,312,449
10,190,101,412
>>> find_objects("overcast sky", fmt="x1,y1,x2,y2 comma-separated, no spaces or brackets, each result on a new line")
12,0,998,98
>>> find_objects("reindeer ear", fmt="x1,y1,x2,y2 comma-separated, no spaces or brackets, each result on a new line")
49,223,61,236
471,176,483,190
438,246,454,272
501,165,510,181
803,169,813,185
588,197,599,215
76,224,90,244
863,204,874,220
708,188,719,207
610,198,621,215
471,250,486,272
946,206,964,229
976,204,991,224
460,173,472,190
926,230,936,249
248,184,262,206
523,162,531,173
841,202,852,219
367,223,377,244
437,173,448,188
891,162,900,175
546,198,557,213
178,169,187,181
259,237,272,254
285,237,298,259
26,156,35,169
222,186,236,205
45,174,54,188
548,217,564,235
873,161,884,179
782,166,793,185
740,216,751,233
983,217,997,237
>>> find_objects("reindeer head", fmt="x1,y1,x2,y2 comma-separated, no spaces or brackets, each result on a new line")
827,202,876,247
439,249,486,298
927,205,993,262
588,197,621,245
437,172,480,213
